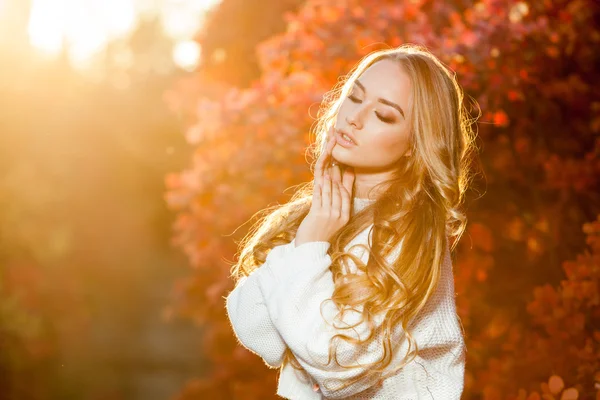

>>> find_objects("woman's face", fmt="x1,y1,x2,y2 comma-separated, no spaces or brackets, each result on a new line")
333,59,413,172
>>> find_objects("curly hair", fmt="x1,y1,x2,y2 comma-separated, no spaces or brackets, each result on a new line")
230,43,479,393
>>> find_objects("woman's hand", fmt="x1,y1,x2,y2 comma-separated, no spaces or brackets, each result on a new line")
295,127,355,247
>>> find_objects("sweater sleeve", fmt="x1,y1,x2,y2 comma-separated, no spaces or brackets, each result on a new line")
254,237,465,399
225,242,295,368
253,238,392,398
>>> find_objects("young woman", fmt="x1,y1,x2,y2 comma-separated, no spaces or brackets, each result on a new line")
225,44,478,399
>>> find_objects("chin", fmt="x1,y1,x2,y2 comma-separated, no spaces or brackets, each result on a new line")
331,146,351,165
332,159,357,172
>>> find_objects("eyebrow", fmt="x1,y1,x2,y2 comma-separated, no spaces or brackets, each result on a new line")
354,79,405,118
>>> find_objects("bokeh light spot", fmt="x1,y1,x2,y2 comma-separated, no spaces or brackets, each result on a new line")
172,40,201,71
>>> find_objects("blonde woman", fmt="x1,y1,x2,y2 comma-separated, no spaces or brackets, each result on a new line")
225,44,478,399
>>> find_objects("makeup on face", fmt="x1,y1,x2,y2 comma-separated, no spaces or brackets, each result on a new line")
335,129,357,148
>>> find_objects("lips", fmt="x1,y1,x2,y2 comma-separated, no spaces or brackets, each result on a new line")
336,128,358,145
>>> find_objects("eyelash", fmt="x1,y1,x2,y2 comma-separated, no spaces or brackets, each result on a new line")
348,95,394,123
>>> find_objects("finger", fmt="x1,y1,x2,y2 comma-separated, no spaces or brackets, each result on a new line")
326,133,336,159
322,173,332,211
314,152,325,189
339,177,351,220
342,166,355,197
329,154,342,182
312,180,322,210
332,163,342,183
324,137,336,171
326,125,335,142
315,133,336,189
325,127,336,157
315,132,333,186
322,138,337,182
331,175,341,219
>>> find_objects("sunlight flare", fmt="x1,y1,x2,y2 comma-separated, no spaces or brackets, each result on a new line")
172,40,201,71
27,0,136,64
27,0,65,55
26,0,220,70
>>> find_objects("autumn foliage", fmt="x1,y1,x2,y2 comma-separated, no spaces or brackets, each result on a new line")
0,251,88,398
165,0,600,398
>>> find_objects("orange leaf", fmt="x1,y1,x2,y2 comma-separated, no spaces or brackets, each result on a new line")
508,89,523,101
548,375,564,395
493,110,510,127
561,388,578,400
528,392,541,400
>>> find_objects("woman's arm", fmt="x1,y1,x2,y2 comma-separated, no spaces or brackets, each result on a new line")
253,239,391,397
253,238,465,399
224,242,294,368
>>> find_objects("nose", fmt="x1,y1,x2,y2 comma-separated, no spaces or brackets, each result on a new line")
345,105,364,130
346,114,362,131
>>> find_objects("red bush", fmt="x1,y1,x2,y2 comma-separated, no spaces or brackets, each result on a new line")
166,0,600,398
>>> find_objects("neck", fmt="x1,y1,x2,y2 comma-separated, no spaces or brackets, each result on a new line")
350,169,395,201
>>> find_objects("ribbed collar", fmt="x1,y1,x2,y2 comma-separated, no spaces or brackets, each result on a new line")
352,197,376,214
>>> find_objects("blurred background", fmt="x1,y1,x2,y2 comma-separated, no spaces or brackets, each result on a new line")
0,0,599,399
0,1,219,399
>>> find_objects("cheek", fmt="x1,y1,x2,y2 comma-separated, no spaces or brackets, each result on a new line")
337,101,351,117
369,129,410,156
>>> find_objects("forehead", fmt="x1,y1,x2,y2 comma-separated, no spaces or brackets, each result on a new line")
354,59,411,105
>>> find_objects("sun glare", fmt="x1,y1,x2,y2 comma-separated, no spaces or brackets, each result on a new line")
28,0,137,67
27,0,64,55
160,0,221,38
172,40,202,71
26,0,220,71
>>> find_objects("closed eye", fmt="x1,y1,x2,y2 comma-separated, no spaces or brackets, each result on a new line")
348,95,395,124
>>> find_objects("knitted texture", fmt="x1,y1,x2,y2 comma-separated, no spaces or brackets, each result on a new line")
225,198,466,399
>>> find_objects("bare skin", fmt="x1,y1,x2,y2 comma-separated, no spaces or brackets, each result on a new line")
331,59,413,200
295,59,413,246
295,131,355,247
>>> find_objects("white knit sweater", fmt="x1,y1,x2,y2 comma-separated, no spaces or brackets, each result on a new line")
225,197,466,399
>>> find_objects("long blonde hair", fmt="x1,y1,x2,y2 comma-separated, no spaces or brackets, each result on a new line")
230,44,479,392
